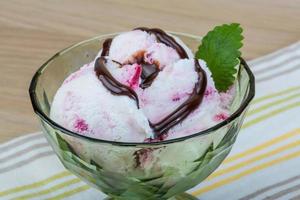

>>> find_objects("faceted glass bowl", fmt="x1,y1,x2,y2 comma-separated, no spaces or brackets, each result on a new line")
29,32,255,200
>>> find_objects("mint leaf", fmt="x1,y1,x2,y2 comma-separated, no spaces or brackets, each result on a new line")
196,23,243,92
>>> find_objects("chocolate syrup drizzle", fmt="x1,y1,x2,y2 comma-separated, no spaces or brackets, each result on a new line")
134,27,188,59
150,59,207,135
95,57,139,108
139,63,159,89
94,28,207,137
101,38,112,57
134,27,189,89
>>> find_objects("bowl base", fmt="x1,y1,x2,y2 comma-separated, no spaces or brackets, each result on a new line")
104,193,198,200
169,193,199,200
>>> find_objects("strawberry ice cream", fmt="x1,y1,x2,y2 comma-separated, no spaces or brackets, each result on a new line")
50,28,235,142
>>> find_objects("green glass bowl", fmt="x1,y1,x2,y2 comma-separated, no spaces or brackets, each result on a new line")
29,32,255,200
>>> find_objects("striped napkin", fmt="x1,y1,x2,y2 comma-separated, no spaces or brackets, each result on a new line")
1,41,300,200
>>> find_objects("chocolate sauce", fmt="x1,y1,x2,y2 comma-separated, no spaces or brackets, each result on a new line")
94,57,139,107
101,38,112,57
94,28,207,138
150,59,207,135
139,63,159,89
134,27,189,59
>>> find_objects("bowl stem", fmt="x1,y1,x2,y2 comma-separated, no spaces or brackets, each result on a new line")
169,193,199,200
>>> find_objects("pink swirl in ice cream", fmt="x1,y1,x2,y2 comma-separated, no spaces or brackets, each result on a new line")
50,28,235,142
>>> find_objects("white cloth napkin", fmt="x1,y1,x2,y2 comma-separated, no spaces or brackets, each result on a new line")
0,41,300,200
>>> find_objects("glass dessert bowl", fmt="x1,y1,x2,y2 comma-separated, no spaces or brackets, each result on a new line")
29,32,255,200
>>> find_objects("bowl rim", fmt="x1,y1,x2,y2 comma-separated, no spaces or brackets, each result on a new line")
29,32,255,147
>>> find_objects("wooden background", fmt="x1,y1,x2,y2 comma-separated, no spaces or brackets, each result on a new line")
0,0,299,143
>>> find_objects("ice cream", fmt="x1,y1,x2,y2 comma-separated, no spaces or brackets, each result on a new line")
50,28,235,143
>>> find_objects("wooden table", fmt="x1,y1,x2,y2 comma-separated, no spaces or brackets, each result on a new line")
0,0,299,143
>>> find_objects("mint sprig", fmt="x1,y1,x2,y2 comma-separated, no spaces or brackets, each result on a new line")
196,23,243,92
